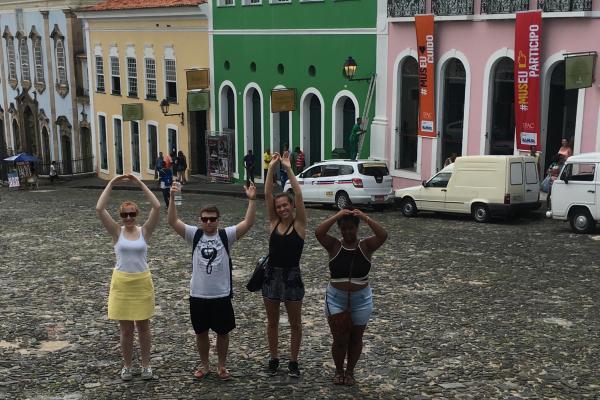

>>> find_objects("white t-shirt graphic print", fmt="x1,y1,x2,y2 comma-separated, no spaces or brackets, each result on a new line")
184,224,237,299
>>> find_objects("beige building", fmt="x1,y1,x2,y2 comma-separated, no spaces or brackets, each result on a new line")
77,0,209,180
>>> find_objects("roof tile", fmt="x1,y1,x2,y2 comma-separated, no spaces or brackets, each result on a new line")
86,0,205,11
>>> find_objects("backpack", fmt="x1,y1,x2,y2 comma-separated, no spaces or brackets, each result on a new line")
192,228,233,298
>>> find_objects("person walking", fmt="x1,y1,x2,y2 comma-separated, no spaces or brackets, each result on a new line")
295,147,305,174
263,149,272,181
167,182,257,381
49,161,58,184
348,118,365,161
315,207,388,386
158,164,173,208
177,151,188,184
95,174,161,381
154,152,164,180
443,152,457,167
546,154,565,210
244,150,255,185
263,151,307,378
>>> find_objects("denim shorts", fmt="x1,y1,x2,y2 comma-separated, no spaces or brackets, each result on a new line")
324,283,373,326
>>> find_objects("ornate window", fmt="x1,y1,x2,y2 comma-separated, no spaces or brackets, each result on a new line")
3,28,18,89
17,33,31,90
30,27,45,93
537,0,592,11
51,25,68,97
481,0,528,13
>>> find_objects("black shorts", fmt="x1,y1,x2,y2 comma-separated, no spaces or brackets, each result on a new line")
189,296,236,335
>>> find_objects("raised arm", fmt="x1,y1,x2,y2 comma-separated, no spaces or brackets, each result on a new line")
168,183,186,238
280,151,306,228
235,183,257,239
125,174,161,240
315,209,353,255
354,209,388,256
95,175,125,242
265,153,280,224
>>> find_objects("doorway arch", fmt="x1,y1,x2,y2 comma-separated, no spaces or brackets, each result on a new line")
23,107,37,155
439,58,466,167
243,83,263,180
219,81,237,174
488,57,515,155
332,91,359,158
41,126,50,164
300,88,324,166
61,134,72,174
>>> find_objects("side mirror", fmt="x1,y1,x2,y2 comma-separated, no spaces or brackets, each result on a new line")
422,180,428,187
564,176,569,184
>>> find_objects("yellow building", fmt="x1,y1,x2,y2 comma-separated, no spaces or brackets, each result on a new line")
77,0,209,180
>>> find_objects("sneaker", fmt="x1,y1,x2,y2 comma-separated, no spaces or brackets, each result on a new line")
120,367,133,381
141,367,153,380
288,361,300,378
267,358,279,376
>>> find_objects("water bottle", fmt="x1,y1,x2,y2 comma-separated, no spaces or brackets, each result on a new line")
174,181,183,206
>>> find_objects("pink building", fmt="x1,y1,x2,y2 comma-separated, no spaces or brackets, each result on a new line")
382,0,600,189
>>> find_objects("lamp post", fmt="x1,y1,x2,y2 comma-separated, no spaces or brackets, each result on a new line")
160,99,184,125
343,56,373,82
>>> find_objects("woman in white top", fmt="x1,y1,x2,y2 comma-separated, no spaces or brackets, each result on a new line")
96,174,161,381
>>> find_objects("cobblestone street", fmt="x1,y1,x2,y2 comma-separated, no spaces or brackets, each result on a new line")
1,187,600,399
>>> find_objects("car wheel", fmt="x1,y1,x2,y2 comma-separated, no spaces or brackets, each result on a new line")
472,203,491,223
570,208,594,234
400,198,417,217
335,192,351,210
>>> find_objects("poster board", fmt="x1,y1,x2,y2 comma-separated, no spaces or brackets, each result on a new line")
565,54,596,90
271,89,296,113
8,171,19,188
206,132,233,182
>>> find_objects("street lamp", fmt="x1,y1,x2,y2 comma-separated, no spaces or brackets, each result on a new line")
160,98,184,125
343,56,373,82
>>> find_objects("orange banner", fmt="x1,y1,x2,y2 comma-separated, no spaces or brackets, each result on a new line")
415,15,436,138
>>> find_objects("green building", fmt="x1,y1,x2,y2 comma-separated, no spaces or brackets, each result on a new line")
209,0,379,182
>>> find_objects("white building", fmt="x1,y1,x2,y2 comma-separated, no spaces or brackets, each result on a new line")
0,0,98,177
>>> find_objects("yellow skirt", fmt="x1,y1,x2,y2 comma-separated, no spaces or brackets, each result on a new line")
107,269,155,321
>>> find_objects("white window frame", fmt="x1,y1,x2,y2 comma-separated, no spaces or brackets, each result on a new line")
217,0,235,6
166,124,178,154
113,115,124,175
127,57,138,97
164,47,177,103
144,57,157,100
269,0,291,3
242,0,262,4
95,55,105,92
98,112,109,173
55,38,67,85
110,55,121,95
146,121,159,174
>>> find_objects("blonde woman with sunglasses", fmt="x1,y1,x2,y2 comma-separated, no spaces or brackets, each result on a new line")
96,173,161,381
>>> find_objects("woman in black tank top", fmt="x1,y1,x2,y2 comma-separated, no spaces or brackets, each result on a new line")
315,207,388,386
262,151,307,378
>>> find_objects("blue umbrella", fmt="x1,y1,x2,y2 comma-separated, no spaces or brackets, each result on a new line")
3,153,41,162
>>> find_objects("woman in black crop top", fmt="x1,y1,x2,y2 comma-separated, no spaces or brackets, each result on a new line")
315,208,388,386
262,151,307,378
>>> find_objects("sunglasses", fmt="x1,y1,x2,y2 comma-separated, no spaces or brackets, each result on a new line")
120,211,137,219
200,216,218,223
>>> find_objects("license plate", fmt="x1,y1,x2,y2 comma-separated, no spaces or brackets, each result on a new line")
374,195,385,202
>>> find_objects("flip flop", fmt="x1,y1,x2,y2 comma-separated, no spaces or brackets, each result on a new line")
344,373,356,386
218,368,232,381
333,372,345,385
193,369,210,380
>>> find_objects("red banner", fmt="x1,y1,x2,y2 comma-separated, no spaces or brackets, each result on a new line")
514,10,542,151
415,15,436,138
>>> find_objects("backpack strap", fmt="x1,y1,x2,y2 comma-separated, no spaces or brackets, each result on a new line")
218,228,234,298
192,228,204,261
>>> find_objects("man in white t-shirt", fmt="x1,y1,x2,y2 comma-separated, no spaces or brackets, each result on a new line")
168,183,257,381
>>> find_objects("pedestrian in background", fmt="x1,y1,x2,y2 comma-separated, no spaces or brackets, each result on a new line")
348,118,365,161
558,138,572,159
95,174,161,381
546,153,565,210
315,207,388,386
263,151,307,378
444,152,457,167
167,181,257,381
263,149,271,180
154,152,164,180
295,147,305,173
49,161,58,184
244,149,255,185
177,150,188,184
158,164,173,208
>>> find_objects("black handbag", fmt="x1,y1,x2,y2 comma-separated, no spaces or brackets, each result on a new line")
246,254,269,292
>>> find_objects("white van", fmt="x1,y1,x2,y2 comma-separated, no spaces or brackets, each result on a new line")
546,152,600,233
395,155,541,222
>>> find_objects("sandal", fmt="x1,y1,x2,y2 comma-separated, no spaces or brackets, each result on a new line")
218,368,232,381
333,371,345,385
193,369,210,380
344,373,356,386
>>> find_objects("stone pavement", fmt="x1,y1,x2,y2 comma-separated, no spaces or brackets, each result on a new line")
0,186,598,399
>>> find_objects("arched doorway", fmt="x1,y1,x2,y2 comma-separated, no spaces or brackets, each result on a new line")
440,58,466,166
488,57,515,155
12,119,21,153
244,87,262,179
272,111,290,155
41,127,51,164
544,60,577,168
61,134,72,174
23,107,37,155
80,126,93,172
307,94,322,165
396,57,419,171
224,86,236,173
342,98,355,156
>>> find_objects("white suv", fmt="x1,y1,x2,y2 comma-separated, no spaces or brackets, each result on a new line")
284,159,393,209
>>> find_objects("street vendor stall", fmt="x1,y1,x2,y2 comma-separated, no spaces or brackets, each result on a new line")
2,153,41,189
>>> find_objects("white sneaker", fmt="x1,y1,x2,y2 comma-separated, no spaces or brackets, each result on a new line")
120,367,133,381
141,367,153,380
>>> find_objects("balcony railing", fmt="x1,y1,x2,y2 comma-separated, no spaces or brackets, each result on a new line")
432,0,474,15
37,157,95,176
388,0,426,17
481,0,530,13
537,0,592,11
